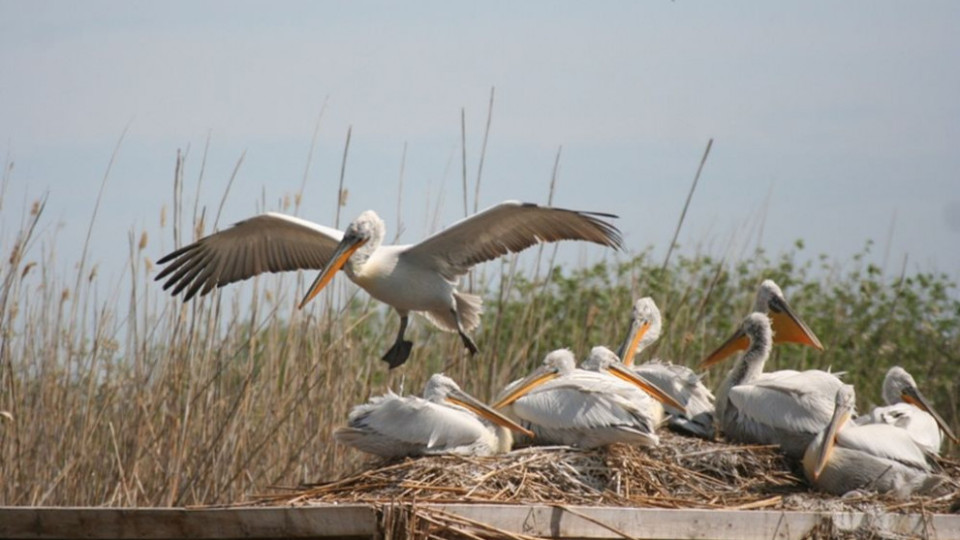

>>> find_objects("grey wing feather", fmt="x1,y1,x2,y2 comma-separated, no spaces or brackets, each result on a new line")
729,370,843,437
836,423,931,471
403,201,622,280
636,361,716,438
513,375,657,431
335,393,488,456
155,212,344,300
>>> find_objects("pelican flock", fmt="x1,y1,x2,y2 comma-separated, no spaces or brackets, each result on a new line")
327,279,957,496
156,200,622,367
154,193,955,499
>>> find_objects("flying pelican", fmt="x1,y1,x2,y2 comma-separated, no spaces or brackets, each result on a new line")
854,366,957,455
492,348,686,449
703,279,824,365
803,384,949,497
155,201,622,368
706,312,847,458
333,373,533,457
617,297,716,438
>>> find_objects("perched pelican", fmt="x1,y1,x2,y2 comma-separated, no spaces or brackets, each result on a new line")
617,297,716,438
334,373,533,457
706,313,847,458
854,366,957,455
804,385,949,497
492,348,685,449
703,279,824,365
155,201,622,368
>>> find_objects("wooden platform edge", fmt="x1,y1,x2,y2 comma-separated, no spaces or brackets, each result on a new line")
0,505,377,540
427,504,960,539
1,504,959,539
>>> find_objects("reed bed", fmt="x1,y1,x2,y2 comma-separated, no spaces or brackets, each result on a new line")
1,144,959,509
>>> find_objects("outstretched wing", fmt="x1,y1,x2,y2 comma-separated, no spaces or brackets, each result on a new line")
403,201,622,280
155,212,343,300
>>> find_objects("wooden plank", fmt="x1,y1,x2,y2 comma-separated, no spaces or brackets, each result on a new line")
425,505,960,540
0,505,378,540
1,504,958,539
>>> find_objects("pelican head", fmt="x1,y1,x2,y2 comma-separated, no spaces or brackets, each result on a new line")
883,366,958,443
811,384,857,481
703,311,772,369
299,210,385,308
702,279,822,366
424,374,534,438
583,346,687,414
616,297,662,365
493,349,576,409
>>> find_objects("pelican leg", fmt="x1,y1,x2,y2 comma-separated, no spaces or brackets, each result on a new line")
452,308,479,355
382,314,414,369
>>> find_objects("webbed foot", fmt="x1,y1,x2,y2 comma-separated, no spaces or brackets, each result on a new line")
381,340,414,369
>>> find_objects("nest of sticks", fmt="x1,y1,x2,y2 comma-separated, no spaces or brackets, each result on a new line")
250,431,960,515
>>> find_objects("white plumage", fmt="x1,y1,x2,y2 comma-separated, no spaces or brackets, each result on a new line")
494,349,677,449
617,297,716,438
156,201,622,368
334,373,531,457
803,385,949,498
712,313,848,458
854,366,957,455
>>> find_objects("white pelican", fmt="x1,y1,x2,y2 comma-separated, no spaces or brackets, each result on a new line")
706,312,848,458
492,348,686,449
333,373,533,457
155,201,622,367
803,385,949,497
703,279,824,365
854,366,957,455
617,297,716,438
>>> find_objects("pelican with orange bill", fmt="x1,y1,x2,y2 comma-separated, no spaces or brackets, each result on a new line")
617,297,716,439
156,200,622,368
803,384,949,497
702,279,823,367
854,366,958,455
334,373,533,457
710,312,848,458
492,348,685,449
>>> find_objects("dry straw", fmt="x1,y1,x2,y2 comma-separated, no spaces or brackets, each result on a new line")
245,431,959,515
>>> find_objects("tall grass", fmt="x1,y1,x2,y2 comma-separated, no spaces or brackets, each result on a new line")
1,179,958,508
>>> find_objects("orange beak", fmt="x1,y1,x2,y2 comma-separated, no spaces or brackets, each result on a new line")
618,320,651,367
902,387,958,444
605,363,687,415
701,327,749,369
298,236,366,309
767,296,823,350
813,404,851,481
492,366,561,409
703,296,822,368
446,389,535,438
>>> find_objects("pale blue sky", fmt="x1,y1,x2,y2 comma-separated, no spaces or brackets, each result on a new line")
2,1,959,292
